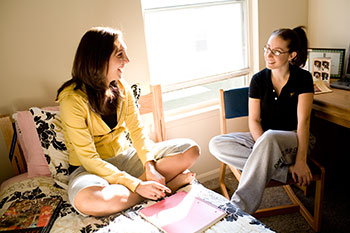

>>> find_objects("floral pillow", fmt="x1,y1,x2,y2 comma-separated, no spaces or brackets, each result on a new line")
131,83,141,108
29,107,69,188
125,83,141,144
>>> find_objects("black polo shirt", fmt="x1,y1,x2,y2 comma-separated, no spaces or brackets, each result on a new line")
249,65,314,131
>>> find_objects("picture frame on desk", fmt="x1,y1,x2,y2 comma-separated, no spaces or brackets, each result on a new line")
307,48,345,78
312,57,331,85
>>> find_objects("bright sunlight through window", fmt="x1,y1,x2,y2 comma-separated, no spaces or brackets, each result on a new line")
142,0,249,112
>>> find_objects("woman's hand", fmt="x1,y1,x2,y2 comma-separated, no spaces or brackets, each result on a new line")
289,160,312,186
135,181,171,200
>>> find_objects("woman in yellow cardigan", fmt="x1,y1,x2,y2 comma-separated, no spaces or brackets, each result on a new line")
56,27,200,217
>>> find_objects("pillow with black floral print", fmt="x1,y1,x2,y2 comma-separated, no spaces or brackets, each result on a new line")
124,83,141,145
30,107,69,188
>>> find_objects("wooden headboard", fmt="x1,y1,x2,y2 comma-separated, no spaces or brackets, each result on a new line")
0,115,27,175
0,84,166,175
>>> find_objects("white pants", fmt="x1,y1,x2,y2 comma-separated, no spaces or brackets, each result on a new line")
209,130,314,214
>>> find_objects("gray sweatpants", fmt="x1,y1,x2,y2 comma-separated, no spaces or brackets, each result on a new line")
209,129,312,214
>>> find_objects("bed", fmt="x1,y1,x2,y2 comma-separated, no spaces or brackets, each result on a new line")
0,84,274,233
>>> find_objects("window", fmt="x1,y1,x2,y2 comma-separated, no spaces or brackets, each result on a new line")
142,0,250,112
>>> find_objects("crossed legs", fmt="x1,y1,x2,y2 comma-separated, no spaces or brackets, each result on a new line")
73,145,200,216
209,130,298,214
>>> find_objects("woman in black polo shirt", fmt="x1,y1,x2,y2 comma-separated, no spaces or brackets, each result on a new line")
209,26,314,214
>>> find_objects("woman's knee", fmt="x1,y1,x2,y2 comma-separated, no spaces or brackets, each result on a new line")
74,186,105,215
74,185,137,216
258,130,297,145
257,130,281,144
185,145,200,161
209,134,240,157
263,129,279,138
209,135,222,154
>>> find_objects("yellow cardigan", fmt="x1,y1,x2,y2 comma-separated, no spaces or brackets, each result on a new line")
57,79,155,192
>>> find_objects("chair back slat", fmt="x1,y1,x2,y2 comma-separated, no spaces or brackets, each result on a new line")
138,84,166,142
223,87,249,119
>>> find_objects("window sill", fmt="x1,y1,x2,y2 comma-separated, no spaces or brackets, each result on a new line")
165,99,220,123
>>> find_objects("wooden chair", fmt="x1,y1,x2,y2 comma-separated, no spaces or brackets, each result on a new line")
138,84,166,142
217,87,325,232
0,84,166,176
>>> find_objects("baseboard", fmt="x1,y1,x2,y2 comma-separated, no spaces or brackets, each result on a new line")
196,168,220,184
196,167,233,191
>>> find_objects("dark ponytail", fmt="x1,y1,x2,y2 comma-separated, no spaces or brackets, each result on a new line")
271,26,308,67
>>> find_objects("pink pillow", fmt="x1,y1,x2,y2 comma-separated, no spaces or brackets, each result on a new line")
13,106,60,178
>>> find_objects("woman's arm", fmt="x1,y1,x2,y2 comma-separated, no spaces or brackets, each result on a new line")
248,97,264,142
122,82,167,186
290,92,314,186
123,83,155,165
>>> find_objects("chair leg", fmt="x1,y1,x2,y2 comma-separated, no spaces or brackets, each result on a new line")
310,178,324,232
295,183,308,196
284,182,323,232
230,165,242,181
253,204,299,218
254,185,300,218
219,163,230,200
305,158,325,232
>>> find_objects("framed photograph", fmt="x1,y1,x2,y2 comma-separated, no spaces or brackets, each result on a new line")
307,48,345,78
312,57,331,85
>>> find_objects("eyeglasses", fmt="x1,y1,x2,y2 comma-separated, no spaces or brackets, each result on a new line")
263,45,289,56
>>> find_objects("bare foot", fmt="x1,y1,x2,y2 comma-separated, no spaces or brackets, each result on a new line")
166,172,195,192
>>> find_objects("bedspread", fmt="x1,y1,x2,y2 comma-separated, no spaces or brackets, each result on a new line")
0,177,274,233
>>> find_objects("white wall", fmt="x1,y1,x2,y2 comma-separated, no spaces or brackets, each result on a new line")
0,0,151,183
308,0,350,69
257,0,309,70
166,108,222,181
0,0,151,115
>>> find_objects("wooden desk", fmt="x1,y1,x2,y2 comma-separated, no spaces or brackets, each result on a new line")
312,88,350,128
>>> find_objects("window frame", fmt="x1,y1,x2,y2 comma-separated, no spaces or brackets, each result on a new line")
141,0,256,112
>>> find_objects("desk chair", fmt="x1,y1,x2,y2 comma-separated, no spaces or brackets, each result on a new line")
216,87,325,232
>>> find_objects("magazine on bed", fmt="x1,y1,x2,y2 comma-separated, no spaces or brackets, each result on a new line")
139,191,227,233
0,197,62,233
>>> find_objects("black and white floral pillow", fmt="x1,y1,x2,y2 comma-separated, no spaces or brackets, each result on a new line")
124,83,141,145
30,107,70,187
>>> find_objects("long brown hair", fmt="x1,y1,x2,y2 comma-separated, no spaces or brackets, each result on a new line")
56,27,121,115
271,26,308,67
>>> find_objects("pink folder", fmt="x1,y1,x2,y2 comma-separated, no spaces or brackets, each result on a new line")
139,191,226,233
